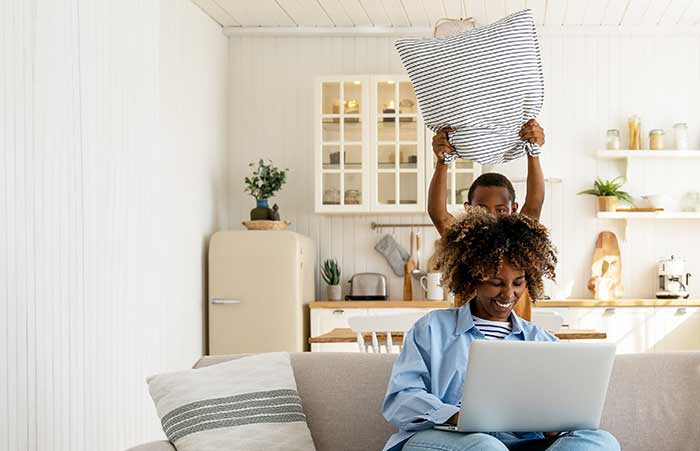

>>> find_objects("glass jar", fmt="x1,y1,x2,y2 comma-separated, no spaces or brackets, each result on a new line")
628,115,641,150
606,129,621,150
649,129,664,150
673,123,689,150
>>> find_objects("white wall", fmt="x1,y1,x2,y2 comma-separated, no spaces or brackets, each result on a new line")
0,1,228,450
228,32,700,301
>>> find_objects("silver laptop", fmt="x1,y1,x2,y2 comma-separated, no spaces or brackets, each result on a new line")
434,340,616,433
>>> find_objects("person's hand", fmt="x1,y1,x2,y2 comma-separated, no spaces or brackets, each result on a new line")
520,119,545,147
432,128,454,163
543,432,561,438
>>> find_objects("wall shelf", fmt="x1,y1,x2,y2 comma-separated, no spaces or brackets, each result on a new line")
597,150,700,159
597,211,700,219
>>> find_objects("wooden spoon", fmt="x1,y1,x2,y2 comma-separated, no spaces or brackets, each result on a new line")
403,231,416,301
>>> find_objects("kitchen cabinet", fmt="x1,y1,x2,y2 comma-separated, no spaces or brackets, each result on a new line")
316,75,474,214
652,307,700,352
534,305,700,353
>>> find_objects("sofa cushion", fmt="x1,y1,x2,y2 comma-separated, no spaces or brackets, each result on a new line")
148,352,316,451
394,9,544,165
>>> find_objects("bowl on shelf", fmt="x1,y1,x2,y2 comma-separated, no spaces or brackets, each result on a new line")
642,194,675,211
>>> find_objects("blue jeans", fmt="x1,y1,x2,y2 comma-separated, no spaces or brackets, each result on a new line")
403,429,620,451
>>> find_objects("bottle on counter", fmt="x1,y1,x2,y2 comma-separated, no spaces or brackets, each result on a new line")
606,129,621,150
649,129,665,150
673,123,689,150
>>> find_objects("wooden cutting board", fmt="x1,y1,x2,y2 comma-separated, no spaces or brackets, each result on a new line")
587,231,624,300
403,231,415,301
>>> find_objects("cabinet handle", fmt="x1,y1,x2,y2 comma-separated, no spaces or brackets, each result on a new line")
211,299,241,305
603,308,616,315
332,309,345,314
677,307,687,315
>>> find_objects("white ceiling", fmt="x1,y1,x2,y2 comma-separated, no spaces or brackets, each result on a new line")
192,0,700,30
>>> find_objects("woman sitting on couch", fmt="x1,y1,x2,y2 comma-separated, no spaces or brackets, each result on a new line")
381,208,620,451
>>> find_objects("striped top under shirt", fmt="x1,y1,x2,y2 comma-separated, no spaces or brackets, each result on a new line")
472,314,512,340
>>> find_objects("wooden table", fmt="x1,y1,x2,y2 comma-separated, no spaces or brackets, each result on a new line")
309,328,606,345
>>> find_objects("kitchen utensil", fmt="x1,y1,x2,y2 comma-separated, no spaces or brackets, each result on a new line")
403,231,415,301
587,231,624,301
656,255,691,299
420,272,444,301
345,273,388,300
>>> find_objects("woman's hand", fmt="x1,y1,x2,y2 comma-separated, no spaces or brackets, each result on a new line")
432,128,455,163
520,119,545,147
543,432,561,438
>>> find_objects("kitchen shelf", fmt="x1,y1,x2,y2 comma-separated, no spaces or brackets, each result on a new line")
597,211,700,219
535,299,700,308
597,211,700,239
596,149,700,182
597,150,700,158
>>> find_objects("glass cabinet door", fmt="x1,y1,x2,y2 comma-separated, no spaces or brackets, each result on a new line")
372,77,424,212
316,78,369,212
425,130,481,210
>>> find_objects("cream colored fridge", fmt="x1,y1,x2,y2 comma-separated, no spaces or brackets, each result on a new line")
208,231,315,354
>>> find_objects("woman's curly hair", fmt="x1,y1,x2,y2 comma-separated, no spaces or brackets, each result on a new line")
436,206,557,303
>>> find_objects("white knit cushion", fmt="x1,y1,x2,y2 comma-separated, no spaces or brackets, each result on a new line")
147,352,316,451
395,9,544,165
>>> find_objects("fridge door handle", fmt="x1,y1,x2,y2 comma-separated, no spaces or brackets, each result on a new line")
211,298,241,305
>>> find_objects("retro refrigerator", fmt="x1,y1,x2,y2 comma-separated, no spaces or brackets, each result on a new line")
208,231,315,354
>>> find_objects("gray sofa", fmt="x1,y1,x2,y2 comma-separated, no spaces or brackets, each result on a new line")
128,352,700,451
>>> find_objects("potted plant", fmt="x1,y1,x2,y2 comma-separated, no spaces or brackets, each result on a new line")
244,159,288,220
321,259,342,301
578,177,633,212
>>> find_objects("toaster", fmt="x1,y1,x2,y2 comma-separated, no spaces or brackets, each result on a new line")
345,273,388,300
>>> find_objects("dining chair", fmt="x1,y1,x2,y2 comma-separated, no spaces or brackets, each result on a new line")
347,313,426,353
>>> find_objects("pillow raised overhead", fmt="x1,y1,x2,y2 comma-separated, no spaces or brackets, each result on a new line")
395,9,544,165
147,353,316,451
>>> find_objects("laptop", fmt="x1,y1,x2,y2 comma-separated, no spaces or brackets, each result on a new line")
434,340,616,433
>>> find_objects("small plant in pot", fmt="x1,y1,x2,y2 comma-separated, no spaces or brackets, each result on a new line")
321,259,342,301
244,159,288,220
578,177,633,212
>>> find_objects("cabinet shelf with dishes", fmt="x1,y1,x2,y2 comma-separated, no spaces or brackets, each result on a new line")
314,75,480,214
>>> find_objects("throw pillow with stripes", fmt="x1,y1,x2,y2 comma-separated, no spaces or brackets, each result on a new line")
147,352,316,450
395,9,544,165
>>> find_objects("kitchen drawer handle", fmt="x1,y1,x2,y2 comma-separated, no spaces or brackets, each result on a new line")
677,307,687,315
211,299,241,305
332,309,345,314
604,308,616,315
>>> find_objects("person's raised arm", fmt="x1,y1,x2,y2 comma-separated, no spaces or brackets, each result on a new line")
519,119,546,221
428,129,456,236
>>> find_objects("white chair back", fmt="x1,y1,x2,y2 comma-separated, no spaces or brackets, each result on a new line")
347,313,425,353
530,310,565,332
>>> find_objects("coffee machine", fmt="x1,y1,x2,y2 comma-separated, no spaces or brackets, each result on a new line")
656,255,691,299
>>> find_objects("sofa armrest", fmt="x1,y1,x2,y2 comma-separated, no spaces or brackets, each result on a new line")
125,440,175,451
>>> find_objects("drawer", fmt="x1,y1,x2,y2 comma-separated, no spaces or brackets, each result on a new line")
310,308,370,337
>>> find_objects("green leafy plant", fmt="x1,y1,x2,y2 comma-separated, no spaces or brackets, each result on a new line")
578,177,633,204
321,259,341,286
244,159,288,200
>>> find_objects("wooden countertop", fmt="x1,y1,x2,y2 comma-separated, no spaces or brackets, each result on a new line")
534,299,700,308
309,328,606,344
309,300,452,309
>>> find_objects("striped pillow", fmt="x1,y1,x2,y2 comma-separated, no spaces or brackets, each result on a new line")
147,353,316,450
395,9,544,165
